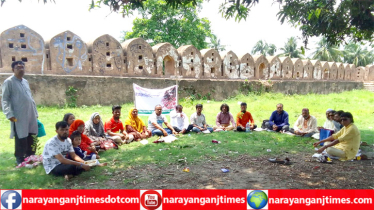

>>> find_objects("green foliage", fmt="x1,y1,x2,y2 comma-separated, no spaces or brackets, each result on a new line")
311,37,342,62
208,34,226,52
0,90,373,189
65,86,78,108
251,40,277,56
277,0,374,47
0,90,374,189
343,42,374,66
3,0,373,46
31,135,42,155
122,0,214,49
278,37,303,58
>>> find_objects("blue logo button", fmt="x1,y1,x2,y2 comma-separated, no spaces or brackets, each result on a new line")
1,190,22,209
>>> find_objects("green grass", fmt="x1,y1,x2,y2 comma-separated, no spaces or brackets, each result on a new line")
0,90,373,189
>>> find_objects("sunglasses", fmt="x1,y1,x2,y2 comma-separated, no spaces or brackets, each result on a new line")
341,118,348,121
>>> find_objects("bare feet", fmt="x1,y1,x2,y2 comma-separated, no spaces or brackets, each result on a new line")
98,163,108,167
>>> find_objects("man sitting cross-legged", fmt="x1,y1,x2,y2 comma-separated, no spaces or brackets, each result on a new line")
170,105,193,134
104,105,131,145
190,104,214,133
148,105,177,136
42,121,90,178
213,103,236,131
290,108,318,137
264,103,289,132
314,112,360,161
236,102,257,131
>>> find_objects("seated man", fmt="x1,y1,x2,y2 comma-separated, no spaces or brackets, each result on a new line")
313,109,339,139
190,104,213,133
236,102,257,131
42,121,90,178
314,112,360,161
290,108,318,137
333,110,344,130
104,105,131,145
170,105,193,134
213,103,236,131
148,105,177,136
265,103,289,132
320,109,340,131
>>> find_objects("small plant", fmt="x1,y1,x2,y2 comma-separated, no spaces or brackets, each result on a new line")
65,86,78,108
31,135,41,155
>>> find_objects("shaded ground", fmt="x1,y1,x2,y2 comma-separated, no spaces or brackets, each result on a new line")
68,148,374,189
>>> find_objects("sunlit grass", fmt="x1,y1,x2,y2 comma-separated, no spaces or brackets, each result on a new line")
0,89,373,189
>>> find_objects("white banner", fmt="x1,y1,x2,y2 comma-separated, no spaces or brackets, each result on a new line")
133,84,178,115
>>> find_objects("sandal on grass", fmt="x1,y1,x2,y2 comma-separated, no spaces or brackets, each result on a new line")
317,156,332,164
268,158,291,165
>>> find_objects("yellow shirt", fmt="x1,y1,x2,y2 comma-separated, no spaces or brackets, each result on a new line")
332,123,360,161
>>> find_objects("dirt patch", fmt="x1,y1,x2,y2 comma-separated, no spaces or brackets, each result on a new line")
75,152,374,189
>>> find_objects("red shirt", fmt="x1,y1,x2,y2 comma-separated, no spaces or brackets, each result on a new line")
236,111,254,127
104,117,124,133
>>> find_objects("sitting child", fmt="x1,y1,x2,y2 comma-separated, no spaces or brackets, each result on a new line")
69,131,100,160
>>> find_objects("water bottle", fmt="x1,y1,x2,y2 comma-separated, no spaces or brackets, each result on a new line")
246,122,251,132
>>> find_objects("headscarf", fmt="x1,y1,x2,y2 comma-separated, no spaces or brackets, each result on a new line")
124,108,145,133
85,112,104,137
69,119,93,146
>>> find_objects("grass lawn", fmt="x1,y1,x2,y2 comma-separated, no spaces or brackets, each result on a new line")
0,90,373,189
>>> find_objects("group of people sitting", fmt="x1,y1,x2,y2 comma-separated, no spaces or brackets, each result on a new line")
42,102,361,179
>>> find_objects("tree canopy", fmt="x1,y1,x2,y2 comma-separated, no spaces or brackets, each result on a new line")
90,0,374,46
278,37,303,58
121,0,214,49
2,0,373,47
311,37,342,62
251,40,277,56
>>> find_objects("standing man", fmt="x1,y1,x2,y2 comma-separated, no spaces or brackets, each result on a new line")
265,103,289,132
2,61,38,165
170,105,193,134
236,102,257,131
148,105,177,136
290,108,318,137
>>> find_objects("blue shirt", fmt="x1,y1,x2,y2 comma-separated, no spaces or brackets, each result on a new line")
269,111,289,127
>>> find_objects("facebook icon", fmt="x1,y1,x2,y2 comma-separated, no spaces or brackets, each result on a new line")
1,190,22,209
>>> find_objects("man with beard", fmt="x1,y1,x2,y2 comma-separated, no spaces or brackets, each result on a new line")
290,108,318,137
42,121,90,178
2,61,38,165
104,105,131,144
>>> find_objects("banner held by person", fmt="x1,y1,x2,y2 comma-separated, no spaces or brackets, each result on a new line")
133,84,178,115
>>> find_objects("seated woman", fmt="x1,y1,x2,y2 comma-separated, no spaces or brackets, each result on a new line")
125,108,151,141
84,112,105,142
69,120,99,156
63,113,75,128
314,112,360,161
